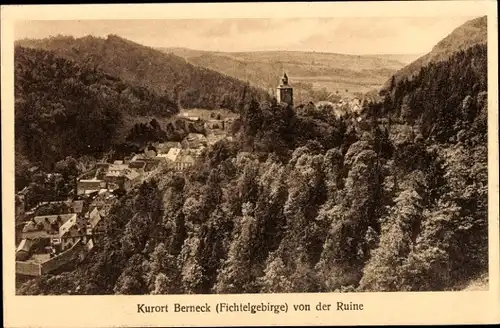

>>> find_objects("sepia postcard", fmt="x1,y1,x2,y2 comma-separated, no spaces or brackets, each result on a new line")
2,1,500,327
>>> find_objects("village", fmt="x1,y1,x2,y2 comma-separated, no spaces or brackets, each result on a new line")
14,74,363,279
15,111,236,278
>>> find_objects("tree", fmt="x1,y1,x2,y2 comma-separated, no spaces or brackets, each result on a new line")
114,254,148,295
213,202,260,293
359,187,424,291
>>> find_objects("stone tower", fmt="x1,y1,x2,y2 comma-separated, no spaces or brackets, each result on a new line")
276,72,293,107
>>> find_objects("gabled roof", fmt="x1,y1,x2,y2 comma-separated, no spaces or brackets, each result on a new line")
24,213,77,233
124,170,140,181
16,239,33,253
165,141,182,146
87,207,102,229
185,133,206,141
128,160,146,169
33,213,76,225
165,147,181,161
78,178,103,183
59,215,77,236
108,164,129,171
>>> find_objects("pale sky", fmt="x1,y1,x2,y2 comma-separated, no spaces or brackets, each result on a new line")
15,17,478,55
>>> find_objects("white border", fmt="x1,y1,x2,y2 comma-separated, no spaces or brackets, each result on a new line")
2,2,499,327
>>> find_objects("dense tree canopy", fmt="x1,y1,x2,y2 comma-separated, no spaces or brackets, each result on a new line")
16,35,270,110
18,44,488,295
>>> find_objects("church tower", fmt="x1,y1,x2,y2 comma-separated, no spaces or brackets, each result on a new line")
276,73,293,107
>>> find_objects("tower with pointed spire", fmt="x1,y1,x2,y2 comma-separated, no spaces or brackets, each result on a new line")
276,72,293,107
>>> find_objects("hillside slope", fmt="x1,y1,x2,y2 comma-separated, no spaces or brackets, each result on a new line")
161,47,407,101
18,44,488,296
15,46,178,173
16,35,269,110
385,16,487,88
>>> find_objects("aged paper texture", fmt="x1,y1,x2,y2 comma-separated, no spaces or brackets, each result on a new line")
2,1,499,327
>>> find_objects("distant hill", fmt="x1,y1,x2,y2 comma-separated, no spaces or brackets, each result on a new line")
364,53,422,65
385,16,487,88
160,47,408,102
16,35,269,111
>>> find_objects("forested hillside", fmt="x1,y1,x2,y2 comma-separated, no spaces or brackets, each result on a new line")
15,46,178,176
18,44,488,294
386,16,487,87
16,35,270,109
15,40,268,191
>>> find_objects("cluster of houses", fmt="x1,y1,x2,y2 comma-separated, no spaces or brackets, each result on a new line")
316,97,363,117
16,110,238,277
76,161,143,196
77,128,233,196
152,129,233,170
16,199,106,276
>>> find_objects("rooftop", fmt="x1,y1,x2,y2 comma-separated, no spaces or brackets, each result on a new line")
108,164,129,171
124,170,140,181
128,160,146,169
26,253,51,264
79,178,102,183
176,154,195,164
87,207,102,229
59,215,79,237
16,239,33,253
23,213,77,233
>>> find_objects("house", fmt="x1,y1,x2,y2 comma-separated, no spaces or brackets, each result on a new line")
131,154,145,162
15,195,25,219
186,148,204,158
165,147,181,162
86,207,106,243
95,162,110,170
108,164,129,175
77,179,107,195
144,148,157,158
153,154,170,163
67,200,84,214
17,187,30,213
128,160,146,171
154,142,179,155
158,141,182,154
22,213,77,240
174,154,195,171
182,133,207,149
140,159,161,172
36,200,84,215
206,134,226,146
104,172,126,191
204,119,224,130
16,239,33,261
124,169,140,184
58,214,87,251
104,168,140,191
